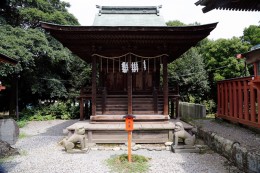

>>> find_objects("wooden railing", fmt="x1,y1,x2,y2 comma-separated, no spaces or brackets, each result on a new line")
217,76,260,128
78,84,180,120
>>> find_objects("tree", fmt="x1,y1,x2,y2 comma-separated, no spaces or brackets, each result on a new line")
168,48,209,102
198,37,250,104
0,1,92,117
243,25,260,46
166,20,186,26
0,0,78,27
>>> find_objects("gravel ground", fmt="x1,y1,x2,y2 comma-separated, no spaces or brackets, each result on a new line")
193,119,260,154
1,120,242,173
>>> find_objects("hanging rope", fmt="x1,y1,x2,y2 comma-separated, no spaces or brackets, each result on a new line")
92,53,168,74
92,52,168,63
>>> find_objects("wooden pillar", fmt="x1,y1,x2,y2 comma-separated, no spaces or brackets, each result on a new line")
175,97,179,119
224,82,228,116
153,87,158,114
92,56,97,116
238,81,243,119
250,85,256,122
163,56,168,116
244,80,249,121
229,82,233,117
217,83,221,115
80,98,84,121
221,83,225,115
128,55,132,114
233,81,237,118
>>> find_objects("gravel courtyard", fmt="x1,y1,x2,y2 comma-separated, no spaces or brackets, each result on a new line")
1,120,241,173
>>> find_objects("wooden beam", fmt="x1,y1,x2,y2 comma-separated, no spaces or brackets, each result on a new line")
92,56,97,116
163,56,168,116
128,55,132,114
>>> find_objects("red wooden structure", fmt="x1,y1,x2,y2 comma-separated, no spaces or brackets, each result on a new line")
217,47,260,129
217,77,260,128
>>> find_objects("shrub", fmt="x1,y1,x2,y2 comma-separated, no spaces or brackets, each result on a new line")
17,119,28,128
202,99,216,114
20,101,80,121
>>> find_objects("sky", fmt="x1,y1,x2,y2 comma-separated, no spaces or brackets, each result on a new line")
63,0,259,40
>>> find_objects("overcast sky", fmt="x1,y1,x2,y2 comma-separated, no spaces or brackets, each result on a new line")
63,0,259,40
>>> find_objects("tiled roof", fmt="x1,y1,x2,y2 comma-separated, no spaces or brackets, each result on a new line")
93,6,166,26
195,0,260,13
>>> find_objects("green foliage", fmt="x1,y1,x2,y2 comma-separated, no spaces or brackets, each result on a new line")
19,132,27,139
29,114,56,121
0,25,75,108
168,48,209,102
20,101,79,121
243,25,260,46
198,37,250,103
17,119,28,128
202,99,216,114
200,37,249,81
0,0,91,113
166,20,186,26
0,0,79,27
106,154,151,173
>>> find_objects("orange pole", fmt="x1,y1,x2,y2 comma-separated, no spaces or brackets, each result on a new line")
128,131,132,162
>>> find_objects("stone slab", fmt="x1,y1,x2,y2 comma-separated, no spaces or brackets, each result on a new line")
171,145,200,153
0,118,19,145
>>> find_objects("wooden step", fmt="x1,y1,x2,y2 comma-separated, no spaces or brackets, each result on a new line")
91,115,169,121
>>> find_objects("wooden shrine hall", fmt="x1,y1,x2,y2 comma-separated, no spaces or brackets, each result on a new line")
41,6,217,143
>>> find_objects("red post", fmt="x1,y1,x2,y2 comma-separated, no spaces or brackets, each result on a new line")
244,80,249,121
217,83,221,115
250,85,256,122
123,114,135,163
221,83,225,115
128,131,132,162
238,81,243,119
229,82,233,117
233,81,237,118
224,82,228,117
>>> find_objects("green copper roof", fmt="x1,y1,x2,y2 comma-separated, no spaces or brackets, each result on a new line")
93,6,166,26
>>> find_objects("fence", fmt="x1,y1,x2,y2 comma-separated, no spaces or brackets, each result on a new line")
178,102,206,119
217,76,260,129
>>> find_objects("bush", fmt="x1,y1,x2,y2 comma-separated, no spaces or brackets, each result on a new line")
17,119,28,128
202,99,216,114
20,101,80,121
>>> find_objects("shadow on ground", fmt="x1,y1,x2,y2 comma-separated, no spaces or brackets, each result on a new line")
37,120,79,136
